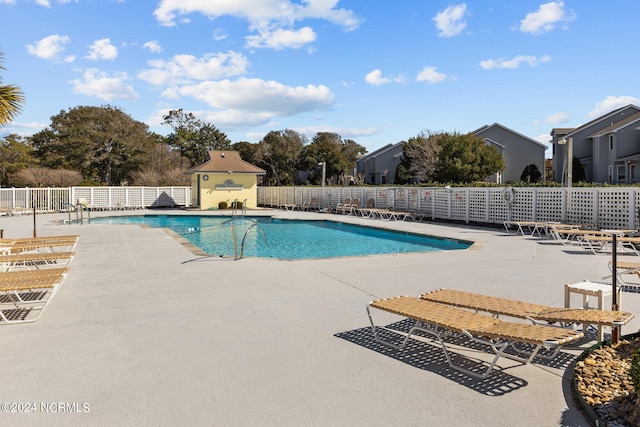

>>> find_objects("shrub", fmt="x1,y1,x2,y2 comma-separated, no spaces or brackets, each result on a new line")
630,348,640,393
218,201,228,209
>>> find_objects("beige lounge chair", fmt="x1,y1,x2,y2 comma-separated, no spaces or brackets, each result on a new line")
0,268,69,324
0,235,78,255
334,198,351,214
0,252,75,271
607,260,640,286
367,296,583,379
420,288,634,337
302,197,319,212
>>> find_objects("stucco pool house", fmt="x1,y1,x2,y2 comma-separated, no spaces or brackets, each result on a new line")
187,150,266,210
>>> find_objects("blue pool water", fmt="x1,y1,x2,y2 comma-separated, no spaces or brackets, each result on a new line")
89,215,471,259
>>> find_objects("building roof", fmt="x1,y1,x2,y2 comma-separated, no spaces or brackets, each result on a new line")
550,128,576,136
588,111,640,138
186,150,266,174
473,122,548,149
564,104,640,138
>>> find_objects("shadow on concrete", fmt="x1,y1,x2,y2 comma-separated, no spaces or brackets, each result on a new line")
335,322,529,396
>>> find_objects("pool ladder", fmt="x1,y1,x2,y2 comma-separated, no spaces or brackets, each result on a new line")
231,199,247,217
64,202,91,224
222,218,267,260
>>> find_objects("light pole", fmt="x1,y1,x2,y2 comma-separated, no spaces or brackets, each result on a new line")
318,162,326,187
558,137,573,188
106,141,113,186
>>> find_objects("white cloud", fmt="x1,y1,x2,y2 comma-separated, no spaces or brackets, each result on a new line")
138,51,249,86
154,0,361,30
364,69,405,86
0,0,17,4
143,41,162,53
25,34,70,59
364,69,390,86
537,111,569,125
433,4,468,38
534,134,552,148
71,69,140,102
416,66,448,83
159,77,334,128
246,26,316,50
212,29,227,41
480,54,551,70
520,1,574,35
34,0,78,7
153,0,360,51
587,96,640,119
86,38,118,61
292,125,379,139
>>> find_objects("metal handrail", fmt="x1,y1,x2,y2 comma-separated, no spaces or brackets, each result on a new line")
222,218,267,260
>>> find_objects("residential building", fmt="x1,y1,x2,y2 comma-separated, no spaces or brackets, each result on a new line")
356,142,404,185
551,104,640,184
357,124,546,185
473,123,547,184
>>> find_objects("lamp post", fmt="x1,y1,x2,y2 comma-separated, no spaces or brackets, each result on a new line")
318,162,326,187
106,141,113,186
558,137,573,188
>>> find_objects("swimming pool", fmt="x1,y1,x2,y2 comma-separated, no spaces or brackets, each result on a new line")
89,215,472,259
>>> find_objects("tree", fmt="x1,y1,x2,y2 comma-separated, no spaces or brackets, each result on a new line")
130,143,190,186
397,131,440,184
253,129,305,185
0,133,37,186
162,109,231,167
0,52,25,127
232,141,259,163
30,105,156,185
520,163,542,183
432,132,505,183
13,167,82,187
299,132,366,185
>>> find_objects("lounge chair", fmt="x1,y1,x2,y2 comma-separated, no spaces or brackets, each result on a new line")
302,197,319,212
367,296,584,379
334,198,351,214
419,288,634,340
578,234,640,255
0,235,79,255
607,260,640,287
346,198,360,215
358,199,376,218
0,252,75,271
0,268,69,323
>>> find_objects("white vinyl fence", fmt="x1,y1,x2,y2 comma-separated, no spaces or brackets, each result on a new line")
0,186,191,213
258,186,640,230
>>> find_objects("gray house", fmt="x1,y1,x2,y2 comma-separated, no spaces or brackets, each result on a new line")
473,123,547,183
551,104,640,184
356,142,404,185
357,124,546,185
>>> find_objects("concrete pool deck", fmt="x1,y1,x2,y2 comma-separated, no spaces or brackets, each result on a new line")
1,208,638,426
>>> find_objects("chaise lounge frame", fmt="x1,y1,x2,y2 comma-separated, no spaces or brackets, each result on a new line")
367,296,584,379
419,288,634,333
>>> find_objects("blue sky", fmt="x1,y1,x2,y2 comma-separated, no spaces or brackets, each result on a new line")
1,1,639,158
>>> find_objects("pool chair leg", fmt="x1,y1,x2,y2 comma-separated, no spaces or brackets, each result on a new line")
0,305,44,324
366,304,506,379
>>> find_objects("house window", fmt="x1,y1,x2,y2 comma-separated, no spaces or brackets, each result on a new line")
608,165,613,182
631,164,637,182
609,135,614,151
617,165,626,182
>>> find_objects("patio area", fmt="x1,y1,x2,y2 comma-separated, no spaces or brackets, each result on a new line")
1,209,638,426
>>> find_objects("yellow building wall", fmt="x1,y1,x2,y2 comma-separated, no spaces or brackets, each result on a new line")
193,173,259,210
